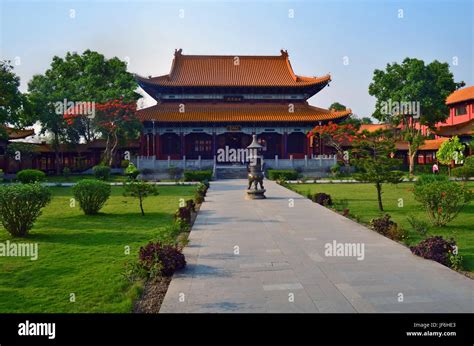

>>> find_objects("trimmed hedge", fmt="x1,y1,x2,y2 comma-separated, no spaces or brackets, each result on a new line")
72,179,111,215
267,169,298,181
16,169,46,184
0,183,51,237
93,165,111,181
183,170,212,182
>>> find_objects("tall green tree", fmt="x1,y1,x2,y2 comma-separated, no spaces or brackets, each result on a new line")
352,129,404,211
368,58,463,176
27,50,140,174
0,61,32,137
329,102,346,111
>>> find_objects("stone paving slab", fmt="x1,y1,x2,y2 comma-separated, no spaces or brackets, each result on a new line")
160,179,474,313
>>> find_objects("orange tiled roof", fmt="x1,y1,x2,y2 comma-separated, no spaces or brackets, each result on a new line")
5,127,35,139
137,102,351,123
446,86,474,105
434,118,474,137
396,138,448,151
358,124,392,132
136,50,331,88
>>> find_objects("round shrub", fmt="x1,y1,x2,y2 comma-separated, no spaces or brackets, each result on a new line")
125,162,140,180
73,179,111,215
138,242,186,277
0,183,51,237
93,165,111,181
16,169,46,184
410,236,457,267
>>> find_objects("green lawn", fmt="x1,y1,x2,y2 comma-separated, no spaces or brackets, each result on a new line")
0,185,196,312
289,182,474,272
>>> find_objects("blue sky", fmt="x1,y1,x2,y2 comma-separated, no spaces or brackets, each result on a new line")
1,0,472,118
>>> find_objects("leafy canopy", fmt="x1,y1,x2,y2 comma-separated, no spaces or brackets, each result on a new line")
437,136,465,166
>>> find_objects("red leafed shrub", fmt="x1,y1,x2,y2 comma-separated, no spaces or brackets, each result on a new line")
410,236,457,267
138,242,186,277
175,206,191,224
311,192,333,206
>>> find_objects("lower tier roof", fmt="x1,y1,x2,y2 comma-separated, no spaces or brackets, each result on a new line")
136,102,351,123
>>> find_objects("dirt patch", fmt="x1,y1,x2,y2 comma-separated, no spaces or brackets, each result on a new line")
133,276,171,313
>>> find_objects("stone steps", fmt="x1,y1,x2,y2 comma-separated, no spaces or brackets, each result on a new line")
215,166,248,179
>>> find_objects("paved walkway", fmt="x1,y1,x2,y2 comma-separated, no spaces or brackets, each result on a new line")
160,180,474,313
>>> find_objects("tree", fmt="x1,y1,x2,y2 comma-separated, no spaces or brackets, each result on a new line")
351,129,404,211
58,50,140,143
437,136,465,176
27,50,140,174
307,122,358,167
94,99,141,166
329,102,346,111
368,58,463,176
123,180,159,216
0,61,32,137
361,117,373,124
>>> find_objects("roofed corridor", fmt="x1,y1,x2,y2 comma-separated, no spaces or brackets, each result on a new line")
160,180,474,313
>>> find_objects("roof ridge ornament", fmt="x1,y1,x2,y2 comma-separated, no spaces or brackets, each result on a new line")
174,48,183,57
280,49,288,58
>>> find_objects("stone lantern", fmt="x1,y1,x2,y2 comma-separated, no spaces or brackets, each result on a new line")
246,134,266,199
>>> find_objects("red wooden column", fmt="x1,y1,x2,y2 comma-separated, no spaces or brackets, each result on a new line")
282,132,288,159
139,133,146,156
180,133,185,159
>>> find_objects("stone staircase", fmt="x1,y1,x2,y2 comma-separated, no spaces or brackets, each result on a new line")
214,165,248,179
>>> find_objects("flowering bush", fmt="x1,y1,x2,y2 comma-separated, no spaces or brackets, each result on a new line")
138,242,186,277
413,180,472,226
410,236,458,268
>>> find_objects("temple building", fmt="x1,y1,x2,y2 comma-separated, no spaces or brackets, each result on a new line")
135,49,351,164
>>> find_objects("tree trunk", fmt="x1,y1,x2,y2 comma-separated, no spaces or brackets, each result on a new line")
103,134,112,166
376,182,383,211
139,194,144,216
408,146,417,177
108,132,119,167
54,131,61,175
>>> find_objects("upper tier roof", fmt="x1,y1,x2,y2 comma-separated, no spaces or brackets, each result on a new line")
446,86,474,105
135,49,331,88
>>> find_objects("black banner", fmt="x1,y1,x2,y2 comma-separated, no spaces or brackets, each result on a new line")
0,313,472,345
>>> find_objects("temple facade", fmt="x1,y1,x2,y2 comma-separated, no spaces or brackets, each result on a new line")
135,50,351,165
